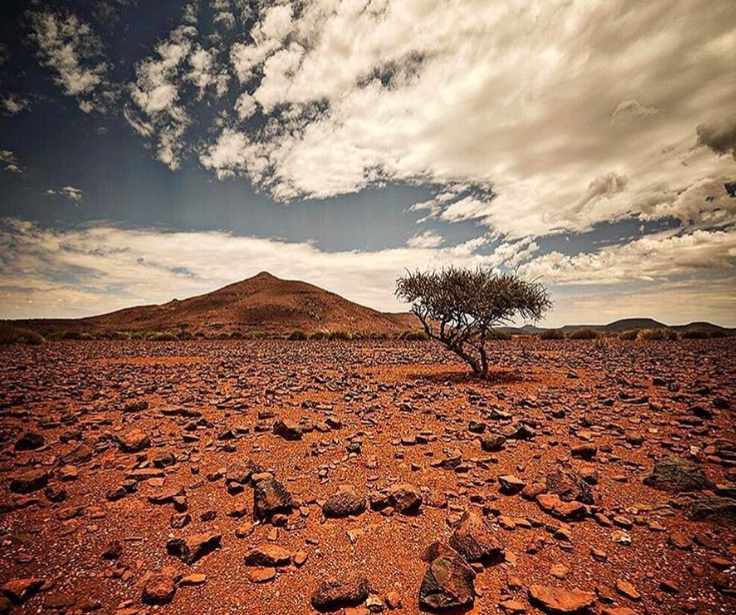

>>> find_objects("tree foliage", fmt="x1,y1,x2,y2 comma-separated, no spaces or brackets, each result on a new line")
396,267,551,377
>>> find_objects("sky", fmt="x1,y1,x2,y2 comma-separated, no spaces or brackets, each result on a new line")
1,0,735,327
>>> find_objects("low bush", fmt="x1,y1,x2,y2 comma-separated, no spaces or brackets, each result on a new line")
539,328,565,340
288,329,309,340
0,323,45,345
680,329,711,339
402,330,430,341
637,328,677,341
617,329,640,340
568,328,600,340
60,329,84,340
708,329,728,338
328,330,353,341
310,330,329,340
149,332,179,341
487,329,512,340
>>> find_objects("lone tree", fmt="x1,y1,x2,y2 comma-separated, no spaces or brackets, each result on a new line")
396,267,551,378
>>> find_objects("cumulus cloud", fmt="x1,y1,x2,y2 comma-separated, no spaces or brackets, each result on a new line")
2,219,733,325
406,230,443,249
2,94,31,115
28,10,111,113
0,148,23,174
186,0,736,243
60,186,83,202
697,114,736,160
519,228,736,285
611,99,658,127
125,15,232,170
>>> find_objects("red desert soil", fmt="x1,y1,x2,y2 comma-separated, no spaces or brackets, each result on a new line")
1,338,735,615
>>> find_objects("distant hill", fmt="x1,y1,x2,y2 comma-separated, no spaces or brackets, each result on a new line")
9,276,733,338
14,272,421,336
561,318,667,333
503,317,734,336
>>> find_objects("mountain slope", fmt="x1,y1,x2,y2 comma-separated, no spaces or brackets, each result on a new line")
17,272,420,335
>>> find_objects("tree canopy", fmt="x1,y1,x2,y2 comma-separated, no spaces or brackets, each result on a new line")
396,267,551,377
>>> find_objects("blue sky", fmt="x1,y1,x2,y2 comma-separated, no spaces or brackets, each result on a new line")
1,0,735,326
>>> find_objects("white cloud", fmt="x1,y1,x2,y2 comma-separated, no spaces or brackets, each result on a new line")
2,94,31,115
0,148,22,174
611,99,658,127
406,230,443,249
1,219,733,326
194,0,736,241
519,228,736,285
28,10,110,112
60,186,83,202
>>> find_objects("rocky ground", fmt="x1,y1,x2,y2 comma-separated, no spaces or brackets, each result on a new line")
0,338,734,615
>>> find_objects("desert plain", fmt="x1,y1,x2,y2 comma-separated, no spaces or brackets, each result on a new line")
0,337,734,615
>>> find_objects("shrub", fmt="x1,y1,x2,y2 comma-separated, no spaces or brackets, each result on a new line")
680,329,710,339
288,329,309,340
230,330,244,339
149,332,179,341
637,328,677,341
617,329,640,340
402,330,430,341
328,330,353,341
310,330,329,340
0,323,45,345
487,329,512,340
568,328,600,340
60,329,84,340
539,328,565,340
396,267,550,378
708,329,728,338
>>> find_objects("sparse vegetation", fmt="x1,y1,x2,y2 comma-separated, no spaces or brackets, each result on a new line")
288,329,309,340
487,329,512,340
328,330,353,341
148,332,179,341
617,329,640,340
401,330,430,341
539,328,565,340
637,328,678,341
0,323,45,345
396,266,550,378
60,330,84,340
680,329,710,339
567,328,600,340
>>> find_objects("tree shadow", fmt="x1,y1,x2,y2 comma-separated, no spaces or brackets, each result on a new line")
403,368,531,388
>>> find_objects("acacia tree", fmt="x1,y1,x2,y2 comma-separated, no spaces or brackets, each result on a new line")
396,267,551,378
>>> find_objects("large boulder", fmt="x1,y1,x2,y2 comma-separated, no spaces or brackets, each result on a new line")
9,469,50,494
689,496,736,525
141,572,177,605
273,419,303,441
528,584,596,613
644,457,715,492
253,477,294,521
546,470,594,504
166,532,221,564
387,483,423,514
14,431,45,451
323,485,366,518
244,544,291,567
114,429,150,453
449,510,504,563
311,574,369,611
419,543,475,611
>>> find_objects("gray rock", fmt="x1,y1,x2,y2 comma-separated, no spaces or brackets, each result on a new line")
644,457,715,493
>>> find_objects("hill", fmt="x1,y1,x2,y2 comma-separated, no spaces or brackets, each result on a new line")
15,272,421,337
